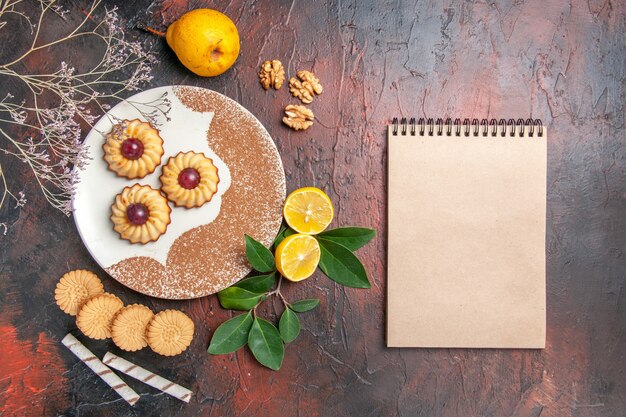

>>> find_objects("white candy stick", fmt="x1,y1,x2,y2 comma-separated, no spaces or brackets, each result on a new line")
103,352,193,403
61,334,140,406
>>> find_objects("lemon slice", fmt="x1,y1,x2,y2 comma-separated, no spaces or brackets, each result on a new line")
283,187,334,235
275,234,321,282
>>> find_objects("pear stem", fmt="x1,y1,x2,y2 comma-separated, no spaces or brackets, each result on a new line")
141,25,166,37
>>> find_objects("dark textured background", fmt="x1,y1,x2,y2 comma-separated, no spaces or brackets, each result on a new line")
0,0,624,416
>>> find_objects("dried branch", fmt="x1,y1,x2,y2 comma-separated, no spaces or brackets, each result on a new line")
0,0,169,220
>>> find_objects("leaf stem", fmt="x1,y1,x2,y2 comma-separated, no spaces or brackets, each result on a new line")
140,25,166,37
266,275,289,307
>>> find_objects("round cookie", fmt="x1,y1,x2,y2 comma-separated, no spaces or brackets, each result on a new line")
111,304,154,352
76,293,124,340
147,310,194,356
159,151,220,208
110,184,172,244
55,270,104,316
103,119,164,179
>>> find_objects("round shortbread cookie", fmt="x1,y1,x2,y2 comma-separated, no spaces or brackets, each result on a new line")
76,293,124,340
111,304,154,352
55,270,104,316
147,310,194,356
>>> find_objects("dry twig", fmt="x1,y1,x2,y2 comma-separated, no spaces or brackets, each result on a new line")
0,0,168,221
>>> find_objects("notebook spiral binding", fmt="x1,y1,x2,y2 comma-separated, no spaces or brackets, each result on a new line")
391,118,544,138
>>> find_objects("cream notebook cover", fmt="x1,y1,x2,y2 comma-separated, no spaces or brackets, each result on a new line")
387,118,546,348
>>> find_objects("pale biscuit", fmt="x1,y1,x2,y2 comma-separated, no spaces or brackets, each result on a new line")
111,304,154,351
147,310,194,356
55,270,105,316
76,293,124,339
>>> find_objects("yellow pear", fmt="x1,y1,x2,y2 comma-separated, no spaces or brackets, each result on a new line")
165,9,240,77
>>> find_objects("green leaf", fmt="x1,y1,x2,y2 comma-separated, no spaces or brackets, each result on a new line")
289,299,320,313
248,317,284,371
218,287,265,310
317,238,371,288
317,227,376,251
234,272,276,293
273,226,296,249
245,234,275,273
279,308,300,343
208,312,253,354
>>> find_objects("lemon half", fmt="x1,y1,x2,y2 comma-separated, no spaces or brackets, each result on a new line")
275,234,321,282
283,187,334,235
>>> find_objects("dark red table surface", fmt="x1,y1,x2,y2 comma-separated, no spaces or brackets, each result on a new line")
1,0,624,416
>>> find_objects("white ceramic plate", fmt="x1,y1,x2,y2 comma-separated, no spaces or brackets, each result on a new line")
73,86,285,299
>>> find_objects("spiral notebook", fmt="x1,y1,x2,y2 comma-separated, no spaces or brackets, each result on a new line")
387,118,546,348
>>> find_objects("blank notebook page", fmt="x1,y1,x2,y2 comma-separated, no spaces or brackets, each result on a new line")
387,125,546,348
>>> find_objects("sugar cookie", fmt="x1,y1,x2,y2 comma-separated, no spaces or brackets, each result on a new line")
111,304,154,352
76,293,124,340
103,119,164,179
159,151,219,209
55,270,105,316
110,184,172,244
147,310,194,356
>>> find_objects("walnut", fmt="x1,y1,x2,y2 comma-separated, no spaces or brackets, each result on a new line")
282,104,314,131
259,60,285,90
289,70,323,104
